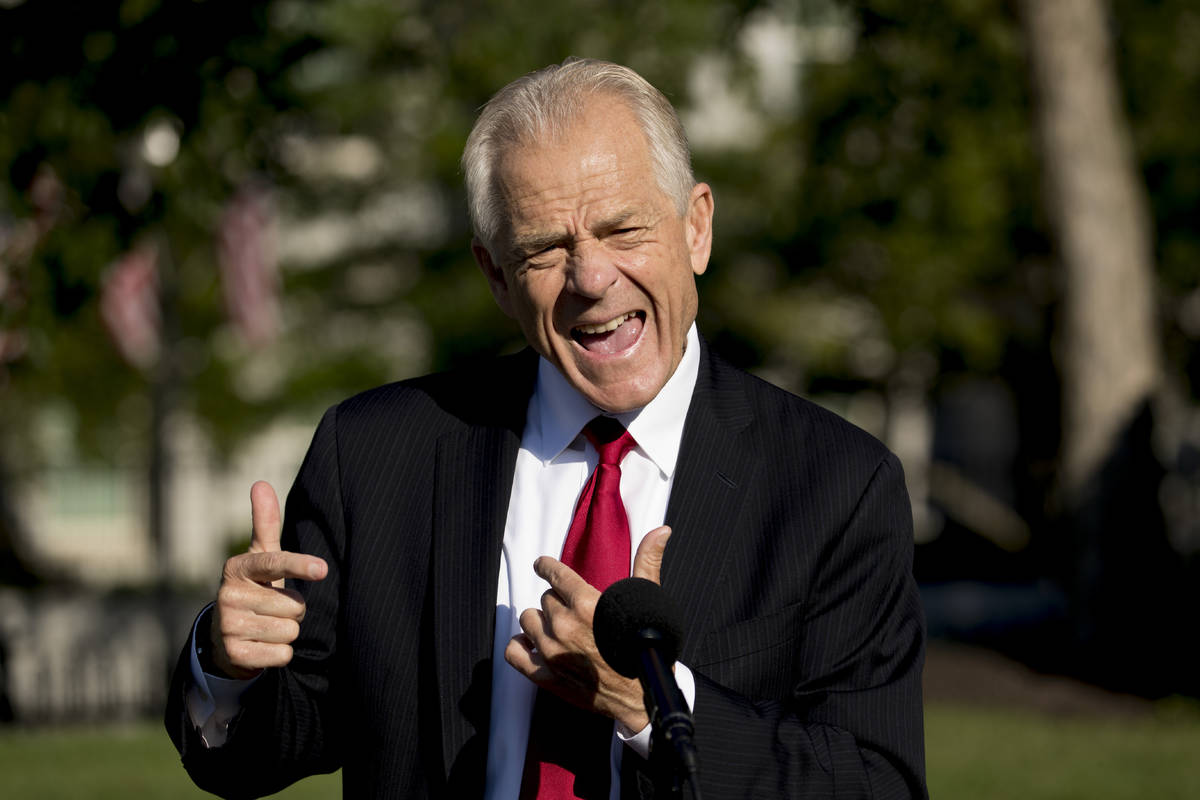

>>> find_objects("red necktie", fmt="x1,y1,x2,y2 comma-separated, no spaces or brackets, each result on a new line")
521,417,638,800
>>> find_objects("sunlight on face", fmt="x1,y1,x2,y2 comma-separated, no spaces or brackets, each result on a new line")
474,96,713,412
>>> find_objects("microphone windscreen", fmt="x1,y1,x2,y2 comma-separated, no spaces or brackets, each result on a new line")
594,577,683,678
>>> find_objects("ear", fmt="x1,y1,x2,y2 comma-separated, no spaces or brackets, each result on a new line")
685,182,714,277
472,237,515,318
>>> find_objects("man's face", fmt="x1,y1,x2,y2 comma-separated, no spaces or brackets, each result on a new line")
473,96,714,412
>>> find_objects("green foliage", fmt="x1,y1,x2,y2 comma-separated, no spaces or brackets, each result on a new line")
1,1,321,466
2,0,1197,474
1113,0,1200,397
702,0,1040,393
0,0,749,469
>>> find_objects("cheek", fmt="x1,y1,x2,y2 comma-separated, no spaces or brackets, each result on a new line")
513,275,563,327
623,250,652,272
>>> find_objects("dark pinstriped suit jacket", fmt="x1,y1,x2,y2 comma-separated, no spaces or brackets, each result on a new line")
166,338,927,799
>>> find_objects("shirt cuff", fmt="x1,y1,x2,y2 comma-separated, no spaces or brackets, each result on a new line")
184,603,260,748
614,662,696,760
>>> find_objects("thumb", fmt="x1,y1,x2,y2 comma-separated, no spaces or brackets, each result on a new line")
248,481,282,554
631,526,671,584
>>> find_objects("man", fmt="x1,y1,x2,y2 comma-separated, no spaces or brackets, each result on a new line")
166,58,927,799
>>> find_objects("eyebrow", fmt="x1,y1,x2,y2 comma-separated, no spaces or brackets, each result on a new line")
510,208,645,256
510,230,572,256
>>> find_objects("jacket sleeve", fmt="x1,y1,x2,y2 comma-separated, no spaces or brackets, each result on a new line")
164,406,346,800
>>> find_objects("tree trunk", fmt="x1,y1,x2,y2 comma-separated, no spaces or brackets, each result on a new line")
1019,0,1186,695
1018,0,1160,500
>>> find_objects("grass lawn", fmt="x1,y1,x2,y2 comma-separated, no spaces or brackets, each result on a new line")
926,702,1200,799
1,702,1198,797
0,723,339,799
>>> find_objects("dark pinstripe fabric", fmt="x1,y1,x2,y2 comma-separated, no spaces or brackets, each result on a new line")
166,339,927,799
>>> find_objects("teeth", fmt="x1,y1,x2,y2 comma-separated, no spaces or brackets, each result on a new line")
575,312,636,335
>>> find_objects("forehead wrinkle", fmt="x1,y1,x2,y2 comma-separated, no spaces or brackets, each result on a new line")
495,107,669,258
507,163,630,211
579,148,619,175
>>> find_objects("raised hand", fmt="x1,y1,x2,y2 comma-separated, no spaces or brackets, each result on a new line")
209,481,328,679
505,525,671,732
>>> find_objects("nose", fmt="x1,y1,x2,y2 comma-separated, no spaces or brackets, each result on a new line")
565,240,619,299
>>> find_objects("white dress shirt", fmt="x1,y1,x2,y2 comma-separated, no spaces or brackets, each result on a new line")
189,324,701,799
484,324,700,800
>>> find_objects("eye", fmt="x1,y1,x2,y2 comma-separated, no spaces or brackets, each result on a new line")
519,244,563,269
608,226,644,247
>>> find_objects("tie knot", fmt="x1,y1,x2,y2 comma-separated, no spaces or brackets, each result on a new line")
583,416,636,465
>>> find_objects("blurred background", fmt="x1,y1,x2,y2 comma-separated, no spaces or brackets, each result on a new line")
2,0,1199,796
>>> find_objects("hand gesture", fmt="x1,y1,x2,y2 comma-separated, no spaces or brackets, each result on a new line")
209,481,328,679
505,526,671,732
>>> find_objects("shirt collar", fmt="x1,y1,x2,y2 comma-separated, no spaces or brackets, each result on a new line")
529,323,700,479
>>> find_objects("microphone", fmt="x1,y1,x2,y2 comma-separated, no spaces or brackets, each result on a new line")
594,577,700,793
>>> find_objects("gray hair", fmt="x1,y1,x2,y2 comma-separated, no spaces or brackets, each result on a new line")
462,58,695,251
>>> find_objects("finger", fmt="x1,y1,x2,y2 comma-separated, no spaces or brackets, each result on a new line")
632,525,672,584
533,556,591,606
511,631,537,653
539,586,568,617
220,608,301,645
222,639,295,672
518,606,550,646
505,634,552,683
249,481,282,554
225,550,328,585
217,581,308,621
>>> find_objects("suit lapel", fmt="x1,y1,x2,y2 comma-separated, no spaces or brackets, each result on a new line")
430,351,535,787
424,342,755,790
662,342,759,663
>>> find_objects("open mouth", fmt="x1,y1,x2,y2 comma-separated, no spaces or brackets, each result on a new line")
571,311,645,355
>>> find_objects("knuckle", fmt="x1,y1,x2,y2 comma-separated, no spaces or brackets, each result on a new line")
225,639,252,665
279,586,305,604
255,550,282,576
277,589,306,619
273,644,294,667
222,614,249,638
216,583,242,607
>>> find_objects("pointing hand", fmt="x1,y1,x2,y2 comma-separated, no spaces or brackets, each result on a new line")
209,481,327,679
505,526,672,731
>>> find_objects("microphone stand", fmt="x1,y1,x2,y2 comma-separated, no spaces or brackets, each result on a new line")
637,628,702,800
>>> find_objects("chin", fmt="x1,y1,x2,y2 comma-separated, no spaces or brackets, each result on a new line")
558,343,672,411
583,378,663,413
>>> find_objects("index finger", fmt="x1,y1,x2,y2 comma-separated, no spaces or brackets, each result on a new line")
227,549,328,585
532,556,592,605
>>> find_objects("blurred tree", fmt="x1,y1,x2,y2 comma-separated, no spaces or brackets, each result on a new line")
698,0,1049,552
0,0,749,464
1019,0,1160,507
692,0,1200,693
1017,0,1197,697
0,0,752,580
0,0,1197,688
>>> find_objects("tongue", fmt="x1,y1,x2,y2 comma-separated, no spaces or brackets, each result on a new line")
577,316,643,355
